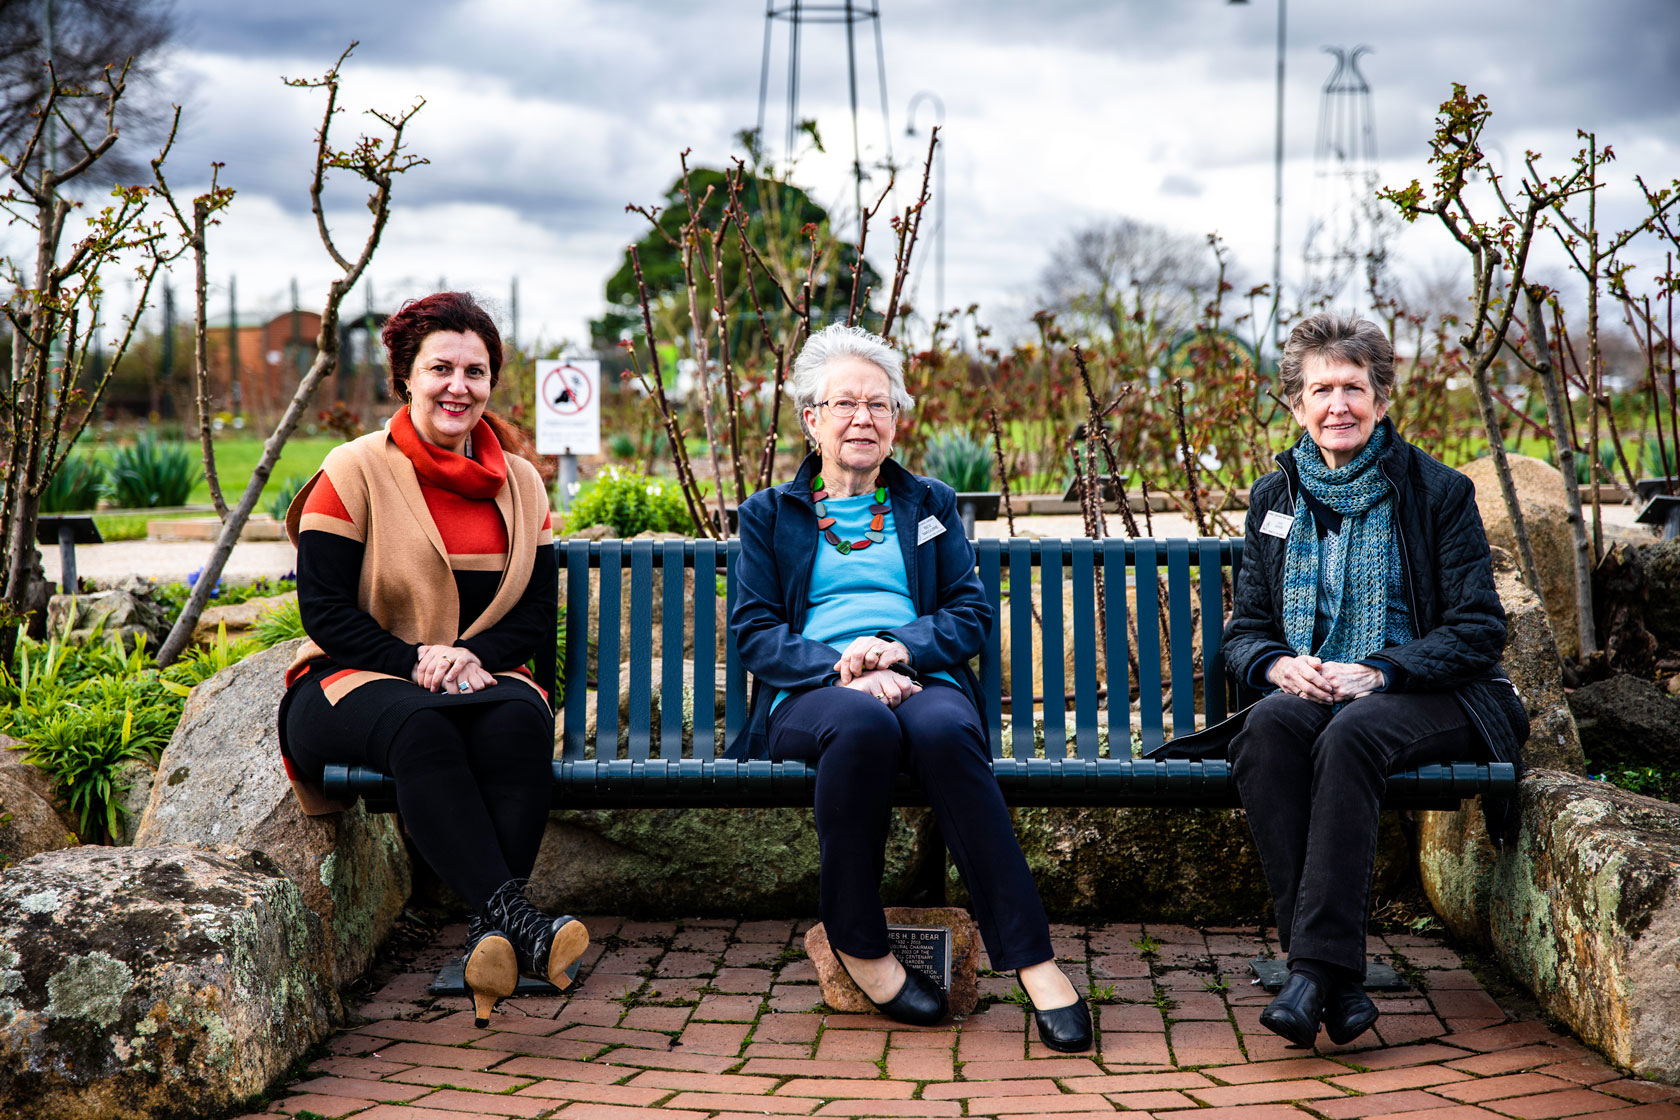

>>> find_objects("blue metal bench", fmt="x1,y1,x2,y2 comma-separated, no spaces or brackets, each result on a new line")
322,537,1516,812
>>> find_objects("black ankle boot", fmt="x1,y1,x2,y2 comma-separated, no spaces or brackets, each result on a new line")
1259,971,1326,1048
485,879,589,990
1323,979,1379,1044
462,909,516,1028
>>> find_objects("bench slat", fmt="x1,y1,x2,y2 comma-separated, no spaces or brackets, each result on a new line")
1008,540,1034,760
977,539,1004,758
1199,539,1228,725
597,541,622,758
1167,539,1196,736
1040,543,1067,758
1103,539,1129,758
1070,539,1099,760
1134,540,1165,755
724,540,746,745
562,545,590,760
627,540,655,760
661,546,686,757
692,540,718,759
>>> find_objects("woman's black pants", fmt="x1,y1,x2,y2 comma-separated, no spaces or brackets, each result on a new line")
769,683,1055,971
287,699,554,912
1229,689,1477,977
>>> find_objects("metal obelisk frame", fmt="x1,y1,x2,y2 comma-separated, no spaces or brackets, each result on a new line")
756,0,895,241
1301,46,1382,309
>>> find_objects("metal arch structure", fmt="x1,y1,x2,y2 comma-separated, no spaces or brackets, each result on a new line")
755,0,895,238
1301,45,1387,310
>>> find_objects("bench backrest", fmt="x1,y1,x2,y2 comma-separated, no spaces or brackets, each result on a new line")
555,537,1246,762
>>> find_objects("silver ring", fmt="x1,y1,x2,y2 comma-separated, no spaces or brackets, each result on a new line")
459,681,472,693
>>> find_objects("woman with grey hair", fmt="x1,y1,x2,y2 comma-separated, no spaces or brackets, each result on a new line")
1210,312,1528,1048
728,323,1092,1050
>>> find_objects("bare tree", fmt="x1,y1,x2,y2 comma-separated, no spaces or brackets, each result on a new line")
155,44,425,666
1,60,177,663
0,0,175,184
1038,217,1219,343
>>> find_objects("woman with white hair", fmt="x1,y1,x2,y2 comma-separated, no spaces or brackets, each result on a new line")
728,323,1091,1050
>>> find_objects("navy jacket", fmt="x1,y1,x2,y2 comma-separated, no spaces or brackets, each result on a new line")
726,452,992,760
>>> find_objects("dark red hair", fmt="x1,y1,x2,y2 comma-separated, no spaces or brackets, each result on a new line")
382,291,504,400
382,290,539,465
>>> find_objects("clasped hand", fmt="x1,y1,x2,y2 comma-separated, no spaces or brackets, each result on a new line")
1266,655,1384,704
842,667,922,708
414,644,496,693
833,636,911,685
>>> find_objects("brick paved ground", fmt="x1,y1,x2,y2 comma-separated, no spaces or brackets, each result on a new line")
242,918,1679,1120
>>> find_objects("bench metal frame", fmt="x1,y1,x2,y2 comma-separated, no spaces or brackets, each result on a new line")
323,538,1515,813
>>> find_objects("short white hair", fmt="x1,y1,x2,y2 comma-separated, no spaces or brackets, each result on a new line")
788,323,915,440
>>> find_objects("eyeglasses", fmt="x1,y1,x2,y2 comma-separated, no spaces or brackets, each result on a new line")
817,398,895,419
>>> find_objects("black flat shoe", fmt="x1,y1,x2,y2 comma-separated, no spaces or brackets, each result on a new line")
1029,996,1094,1053
839,955,948,1027
1259,971,1326,1048
1323,980,1379,1045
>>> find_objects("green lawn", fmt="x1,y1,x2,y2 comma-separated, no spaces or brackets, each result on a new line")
183,436,338,506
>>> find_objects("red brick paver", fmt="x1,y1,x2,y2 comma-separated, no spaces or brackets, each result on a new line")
268,917,1669,1119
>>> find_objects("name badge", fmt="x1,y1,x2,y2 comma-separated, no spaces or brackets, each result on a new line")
917,516,946,545
1260,510,1294,539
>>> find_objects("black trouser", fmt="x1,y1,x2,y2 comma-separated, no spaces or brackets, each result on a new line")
769,683,1055,971
288,700,553,911
1229,690,1477,976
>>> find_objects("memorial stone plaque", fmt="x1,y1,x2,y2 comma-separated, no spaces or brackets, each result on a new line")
886,925,951,990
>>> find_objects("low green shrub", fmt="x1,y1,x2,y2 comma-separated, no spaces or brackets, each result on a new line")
921,429,992,492
106,435,202,508
252,597,305,647
266,475,309,521
563,467,695,537
41,453,108,513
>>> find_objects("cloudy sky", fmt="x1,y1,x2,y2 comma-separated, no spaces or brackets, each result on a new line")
12,0,1680,348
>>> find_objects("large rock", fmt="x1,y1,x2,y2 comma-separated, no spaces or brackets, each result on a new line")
1568,674,1680,772
1419,770,1680,1082
108,758,157,846
528,806,936,918
805,906,982,1015
0,845,338,1119
1462,454,1584,658
995,804,1410,923
1489,546,1585,773
1641,540,1680,648
44,576,172,652
1595,540,1680,676
189,591,297,649
0,769,76,870
134,639,410,988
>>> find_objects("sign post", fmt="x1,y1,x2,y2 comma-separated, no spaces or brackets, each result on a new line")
535,358,601,511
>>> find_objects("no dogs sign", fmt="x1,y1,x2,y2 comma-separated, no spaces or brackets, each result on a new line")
535,358,601,455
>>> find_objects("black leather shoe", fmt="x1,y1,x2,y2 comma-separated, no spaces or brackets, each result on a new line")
840,956,948,1027
1029,996,1094,1053
1323,980,1380,1045
1259,972,1326,1048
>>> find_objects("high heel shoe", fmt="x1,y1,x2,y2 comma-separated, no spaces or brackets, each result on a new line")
463,910,518,1028
486,879,589,990
1017,971,1093,1053
837,953,948,1027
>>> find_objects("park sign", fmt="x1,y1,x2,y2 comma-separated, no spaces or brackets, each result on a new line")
535,358,601,456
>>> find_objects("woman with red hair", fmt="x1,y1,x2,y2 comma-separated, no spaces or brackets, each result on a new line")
279,291,584,1026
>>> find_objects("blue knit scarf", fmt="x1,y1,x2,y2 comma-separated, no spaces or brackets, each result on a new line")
1282,422,1410,664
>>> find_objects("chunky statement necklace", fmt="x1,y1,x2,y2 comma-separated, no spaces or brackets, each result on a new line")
812,475,888,555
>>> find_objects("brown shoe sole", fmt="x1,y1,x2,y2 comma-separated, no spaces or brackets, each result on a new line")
546,919,589,990
464,934,518,1027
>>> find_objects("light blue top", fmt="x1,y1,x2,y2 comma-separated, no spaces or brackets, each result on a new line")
771,492,956,711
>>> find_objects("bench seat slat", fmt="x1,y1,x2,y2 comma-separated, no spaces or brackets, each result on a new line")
692,540,718,759
1040,544,1066,758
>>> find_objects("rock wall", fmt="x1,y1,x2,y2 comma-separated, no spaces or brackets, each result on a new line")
1461,455,1585,659
529,806,935,919
0,846,338,1119
1419,770,1680,1083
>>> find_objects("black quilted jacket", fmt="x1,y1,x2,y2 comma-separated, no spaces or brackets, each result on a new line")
1224,421,1530,788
